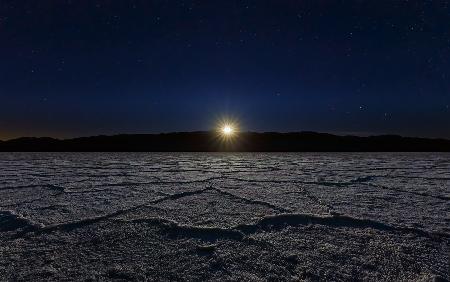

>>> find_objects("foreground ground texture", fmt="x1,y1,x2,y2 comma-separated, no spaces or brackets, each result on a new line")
0,153,449,281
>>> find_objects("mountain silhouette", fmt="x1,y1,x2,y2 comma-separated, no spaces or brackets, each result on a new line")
1,132,449,152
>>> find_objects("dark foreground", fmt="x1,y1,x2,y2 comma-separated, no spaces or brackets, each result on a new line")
2,131,450,152
0,153,449,281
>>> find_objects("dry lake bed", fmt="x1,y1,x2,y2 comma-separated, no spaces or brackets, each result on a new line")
0,153,449,281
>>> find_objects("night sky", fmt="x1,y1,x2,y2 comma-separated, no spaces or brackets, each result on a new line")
1,1,449,140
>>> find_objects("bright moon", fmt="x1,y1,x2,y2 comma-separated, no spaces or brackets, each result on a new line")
222,125,234,136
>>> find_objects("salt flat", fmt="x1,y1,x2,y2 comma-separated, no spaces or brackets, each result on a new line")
0,153,449,281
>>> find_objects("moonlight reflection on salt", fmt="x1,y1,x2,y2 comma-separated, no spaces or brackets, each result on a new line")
0,152,449,281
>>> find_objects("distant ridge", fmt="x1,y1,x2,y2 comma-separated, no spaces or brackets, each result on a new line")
1,131,450,152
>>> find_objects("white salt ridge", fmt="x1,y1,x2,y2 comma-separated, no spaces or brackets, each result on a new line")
0,152,449,281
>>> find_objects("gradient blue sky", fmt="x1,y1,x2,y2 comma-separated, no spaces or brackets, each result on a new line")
1,1,449,140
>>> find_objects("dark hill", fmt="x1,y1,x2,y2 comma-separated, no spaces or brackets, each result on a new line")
1,132,449,152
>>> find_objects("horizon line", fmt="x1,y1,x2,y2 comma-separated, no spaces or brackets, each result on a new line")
2,130,450,142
